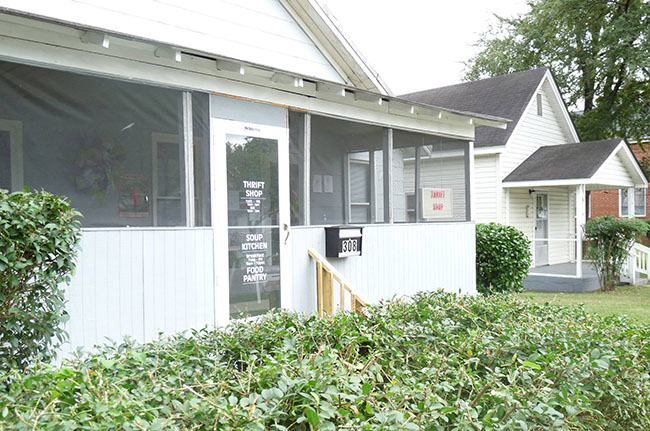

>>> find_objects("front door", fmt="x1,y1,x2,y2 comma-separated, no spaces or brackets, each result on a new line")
212,119,289,321
534,193,549,266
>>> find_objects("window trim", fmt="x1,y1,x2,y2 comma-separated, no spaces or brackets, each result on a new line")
536,93,543,116
0,119,24,192
619,188,646,217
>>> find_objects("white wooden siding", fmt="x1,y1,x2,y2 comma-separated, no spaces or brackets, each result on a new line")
501,79,577,178
473,155,498,223
290,223,477,313
61,228,215,356
591,152,635,188
0,0,344,83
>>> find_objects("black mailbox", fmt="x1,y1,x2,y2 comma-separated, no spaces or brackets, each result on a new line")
325,226,363,258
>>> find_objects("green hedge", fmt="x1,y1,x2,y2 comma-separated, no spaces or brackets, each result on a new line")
2,292,649,429
476,223,532,294
0,190,81,371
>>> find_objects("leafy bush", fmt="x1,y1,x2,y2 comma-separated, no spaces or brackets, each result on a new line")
2,292,649,430
0,190,81,371
476,222,532,294
584,216,647,291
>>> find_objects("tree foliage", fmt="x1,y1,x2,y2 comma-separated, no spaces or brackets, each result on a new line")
0,190,81,371
464,0,649,141
476,223,532,294
584,216,647,290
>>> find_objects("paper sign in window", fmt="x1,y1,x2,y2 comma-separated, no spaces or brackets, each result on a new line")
421,188,452,218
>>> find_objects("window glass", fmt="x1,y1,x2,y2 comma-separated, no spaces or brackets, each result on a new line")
635,188,646,216
225,133,281,318
0,60,211,227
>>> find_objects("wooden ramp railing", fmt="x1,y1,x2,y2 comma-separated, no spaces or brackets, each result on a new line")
307,249,367,317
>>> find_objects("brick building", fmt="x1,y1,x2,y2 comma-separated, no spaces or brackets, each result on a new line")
589,141,650,220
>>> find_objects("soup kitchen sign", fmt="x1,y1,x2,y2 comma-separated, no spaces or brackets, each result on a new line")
421,188,452,218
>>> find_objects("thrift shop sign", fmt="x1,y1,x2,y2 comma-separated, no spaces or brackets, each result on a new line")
421,188,452,218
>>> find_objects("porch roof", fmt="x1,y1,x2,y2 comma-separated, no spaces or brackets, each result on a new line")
502,139,648,189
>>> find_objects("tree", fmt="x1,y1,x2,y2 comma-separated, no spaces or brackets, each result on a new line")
464,0,649,141
584,216,646,290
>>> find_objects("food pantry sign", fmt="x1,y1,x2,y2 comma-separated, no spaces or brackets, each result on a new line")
421,188,453,218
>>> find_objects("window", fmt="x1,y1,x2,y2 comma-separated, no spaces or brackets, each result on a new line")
536,93,543,116
620,188,646,217
0,60,210,227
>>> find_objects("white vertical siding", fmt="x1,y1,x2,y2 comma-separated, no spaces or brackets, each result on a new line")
0,0,344,83
62,228,214,355
473,155,498,223
290,223,477,313
501,79,576,178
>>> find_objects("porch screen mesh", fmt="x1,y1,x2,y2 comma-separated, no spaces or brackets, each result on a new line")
0,59,210,227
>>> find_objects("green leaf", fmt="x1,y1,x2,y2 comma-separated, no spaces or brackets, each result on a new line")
304,407,319,428
522,361,541,371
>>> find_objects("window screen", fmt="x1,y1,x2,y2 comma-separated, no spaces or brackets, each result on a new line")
0,60,210,227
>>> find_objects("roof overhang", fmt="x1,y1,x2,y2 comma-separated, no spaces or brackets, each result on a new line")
503,140,648,189
0,11,509,139
474,145,506,155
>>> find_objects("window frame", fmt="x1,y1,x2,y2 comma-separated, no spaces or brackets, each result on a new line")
0,119,24,192
619,188,646,217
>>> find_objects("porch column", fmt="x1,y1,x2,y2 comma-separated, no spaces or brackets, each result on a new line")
575,184,586,278
626,188,636,283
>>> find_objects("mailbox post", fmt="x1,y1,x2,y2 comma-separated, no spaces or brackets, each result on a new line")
325,226,363,258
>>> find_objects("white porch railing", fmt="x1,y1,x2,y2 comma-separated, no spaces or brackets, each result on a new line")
622,242,650,284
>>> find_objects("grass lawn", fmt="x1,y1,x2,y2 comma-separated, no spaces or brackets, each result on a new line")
517,284,650,324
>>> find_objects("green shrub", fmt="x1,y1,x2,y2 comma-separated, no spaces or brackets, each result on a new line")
476,222,532,294
584,216,647,291
0,189,81,371
2,292,649,430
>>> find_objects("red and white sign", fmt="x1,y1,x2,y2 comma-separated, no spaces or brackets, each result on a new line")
421,188,453,218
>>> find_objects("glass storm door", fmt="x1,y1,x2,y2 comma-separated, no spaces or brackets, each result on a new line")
212,119,289,321
534,193,549,266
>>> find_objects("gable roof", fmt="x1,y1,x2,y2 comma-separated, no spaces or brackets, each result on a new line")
504,139,622,182
502,139,647,187
400,68,551,148
285,0,392,94
0,0,389,93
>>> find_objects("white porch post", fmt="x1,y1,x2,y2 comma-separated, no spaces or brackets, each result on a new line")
626,188,636,284
575,184,586,278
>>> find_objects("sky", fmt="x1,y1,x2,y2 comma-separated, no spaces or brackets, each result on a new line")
319,0,529,95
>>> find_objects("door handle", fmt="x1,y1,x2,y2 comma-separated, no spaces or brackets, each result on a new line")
283,223,290,245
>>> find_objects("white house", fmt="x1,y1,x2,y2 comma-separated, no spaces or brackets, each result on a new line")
402,68,648,291
0,0,512,354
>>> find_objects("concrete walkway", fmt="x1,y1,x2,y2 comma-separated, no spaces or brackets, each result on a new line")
524,263,600,293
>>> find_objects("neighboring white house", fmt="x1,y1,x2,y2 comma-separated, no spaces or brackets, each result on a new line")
0,0,510,354
402,69,647,289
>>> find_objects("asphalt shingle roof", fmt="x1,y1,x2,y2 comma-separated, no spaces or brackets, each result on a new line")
400,68,549,148
502,139,623,183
